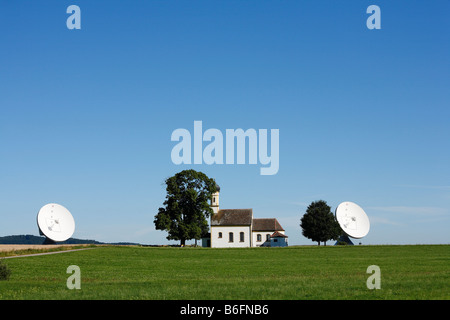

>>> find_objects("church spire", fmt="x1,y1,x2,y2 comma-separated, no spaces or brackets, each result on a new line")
211,184,220,214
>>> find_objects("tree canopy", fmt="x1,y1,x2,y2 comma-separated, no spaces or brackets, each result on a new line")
300,200,342,245
154,169,218,246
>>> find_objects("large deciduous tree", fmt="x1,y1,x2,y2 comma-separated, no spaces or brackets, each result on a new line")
300,200,342,246
154,170,217,246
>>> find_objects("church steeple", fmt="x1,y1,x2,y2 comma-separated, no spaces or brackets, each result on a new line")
211,183,220,214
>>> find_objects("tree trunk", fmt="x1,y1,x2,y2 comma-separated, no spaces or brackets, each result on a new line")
181,238,186,247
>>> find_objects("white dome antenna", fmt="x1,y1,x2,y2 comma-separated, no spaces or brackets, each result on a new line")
37,203,75,243
335,201,370,240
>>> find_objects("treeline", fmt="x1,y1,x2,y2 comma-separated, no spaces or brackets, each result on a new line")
0,234,140,246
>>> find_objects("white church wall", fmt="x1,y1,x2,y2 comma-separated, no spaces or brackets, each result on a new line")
211,226,251,248
252,231,286,247
252,232,272,247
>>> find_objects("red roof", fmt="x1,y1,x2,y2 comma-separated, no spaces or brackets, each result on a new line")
270,231,288,238
252,218,284,231
211,209,253,226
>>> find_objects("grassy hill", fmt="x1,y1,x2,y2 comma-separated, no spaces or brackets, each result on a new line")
0,245,448,299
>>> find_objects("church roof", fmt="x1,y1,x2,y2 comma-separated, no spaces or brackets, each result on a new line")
271,231,288,238
211,209,253,226
252,218,285,232
210,210,285,232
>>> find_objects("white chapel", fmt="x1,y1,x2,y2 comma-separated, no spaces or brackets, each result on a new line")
205,185,288,248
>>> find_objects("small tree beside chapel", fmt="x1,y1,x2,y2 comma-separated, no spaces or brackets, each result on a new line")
300,200,342,246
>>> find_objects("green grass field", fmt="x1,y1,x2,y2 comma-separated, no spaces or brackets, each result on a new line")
0,245,448,300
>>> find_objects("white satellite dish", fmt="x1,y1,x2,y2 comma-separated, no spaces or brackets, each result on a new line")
335,201,370,239
37,203,75,242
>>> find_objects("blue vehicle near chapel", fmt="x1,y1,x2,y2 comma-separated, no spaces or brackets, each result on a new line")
269,232,288,247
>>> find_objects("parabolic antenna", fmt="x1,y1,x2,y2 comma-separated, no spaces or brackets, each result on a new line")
335,201,370,239
37,203,75,242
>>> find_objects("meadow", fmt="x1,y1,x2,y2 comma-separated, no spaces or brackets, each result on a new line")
0,245,448,300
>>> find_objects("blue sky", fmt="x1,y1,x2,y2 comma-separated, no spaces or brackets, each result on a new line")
0,0,449,245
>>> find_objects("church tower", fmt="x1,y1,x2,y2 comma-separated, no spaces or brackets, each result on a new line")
211,183,220,214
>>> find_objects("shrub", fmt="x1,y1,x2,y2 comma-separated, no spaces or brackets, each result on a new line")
0,259,11,280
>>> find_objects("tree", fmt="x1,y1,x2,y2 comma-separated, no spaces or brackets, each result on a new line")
154,169,218,246
300,200,342,246
0,260,11,280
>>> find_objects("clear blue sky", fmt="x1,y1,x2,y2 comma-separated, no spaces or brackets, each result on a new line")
1,0,449,245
